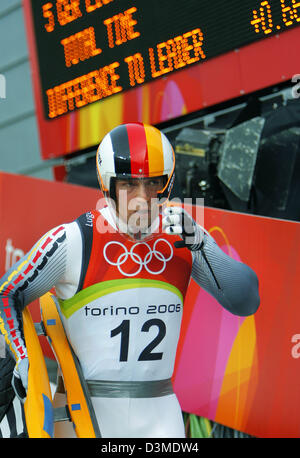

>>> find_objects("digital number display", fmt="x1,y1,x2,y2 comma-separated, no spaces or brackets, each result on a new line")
30,0,300,120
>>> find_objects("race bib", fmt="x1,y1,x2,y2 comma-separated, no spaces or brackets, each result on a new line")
60,279,183,381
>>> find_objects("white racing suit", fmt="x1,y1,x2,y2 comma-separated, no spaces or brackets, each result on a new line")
0,207,259,437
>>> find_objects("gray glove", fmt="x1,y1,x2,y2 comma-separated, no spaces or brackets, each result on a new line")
162,206,204,250
12,357,29,403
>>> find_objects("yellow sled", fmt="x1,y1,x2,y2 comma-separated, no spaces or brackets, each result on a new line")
23,307,53,438
23,292,101,438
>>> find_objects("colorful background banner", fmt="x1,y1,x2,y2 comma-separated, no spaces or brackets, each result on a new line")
174,208,300,437
1,172,299,437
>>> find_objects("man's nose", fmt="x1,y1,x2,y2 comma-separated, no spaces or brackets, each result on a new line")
136,182,149,199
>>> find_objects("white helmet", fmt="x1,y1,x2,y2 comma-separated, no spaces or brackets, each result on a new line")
96,122,175,202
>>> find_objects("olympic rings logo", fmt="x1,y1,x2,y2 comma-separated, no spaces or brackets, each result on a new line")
103,239,173,277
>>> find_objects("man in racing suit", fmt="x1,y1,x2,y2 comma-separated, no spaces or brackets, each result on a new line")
0,123,260,438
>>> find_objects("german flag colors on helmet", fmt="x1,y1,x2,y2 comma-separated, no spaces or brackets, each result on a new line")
96,123,175,200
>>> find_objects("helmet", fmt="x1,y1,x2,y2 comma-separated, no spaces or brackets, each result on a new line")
96,123,175,240
96,122,175,200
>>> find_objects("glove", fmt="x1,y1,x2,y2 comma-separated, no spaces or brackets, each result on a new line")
12,357,29,404
162,206,204,250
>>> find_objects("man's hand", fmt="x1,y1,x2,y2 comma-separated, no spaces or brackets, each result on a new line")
12,357,29,403
162,206,204,251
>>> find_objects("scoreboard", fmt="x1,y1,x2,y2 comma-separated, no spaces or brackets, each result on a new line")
29,0,300,120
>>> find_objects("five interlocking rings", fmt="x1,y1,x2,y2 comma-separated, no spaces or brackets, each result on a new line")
103,239,174,277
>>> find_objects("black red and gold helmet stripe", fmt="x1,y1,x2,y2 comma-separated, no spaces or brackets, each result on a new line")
96,122,175,197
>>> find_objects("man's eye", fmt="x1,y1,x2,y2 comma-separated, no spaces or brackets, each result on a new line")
123,182,137,189
149,179,162,187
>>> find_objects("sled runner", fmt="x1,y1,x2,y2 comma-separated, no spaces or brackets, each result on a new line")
23,307,53,438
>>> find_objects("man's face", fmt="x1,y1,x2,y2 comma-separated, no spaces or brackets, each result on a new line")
115,176,165,234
